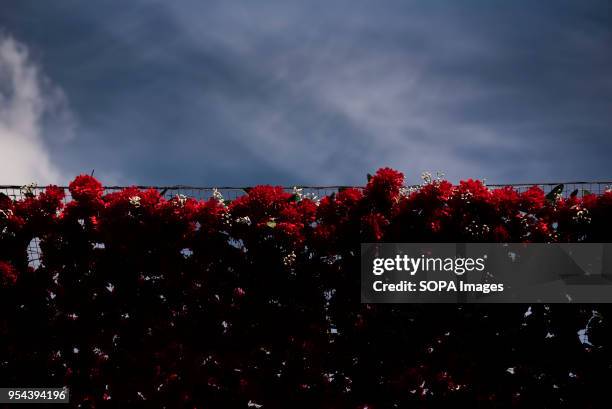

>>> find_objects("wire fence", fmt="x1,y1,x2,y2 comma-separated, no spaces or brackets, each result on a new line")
0,185,346,203
2,181,612,203
2,181,611,269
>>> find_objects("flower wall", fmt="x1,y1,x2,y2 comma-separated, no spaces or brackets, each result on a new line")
1,168,612,407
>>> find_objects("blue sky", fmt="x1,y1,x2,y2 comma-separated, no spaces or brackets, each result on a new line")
1,0,611,186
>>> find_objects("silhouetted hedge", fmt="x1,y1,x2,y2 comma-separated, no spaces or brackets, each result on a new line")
1,169,611,407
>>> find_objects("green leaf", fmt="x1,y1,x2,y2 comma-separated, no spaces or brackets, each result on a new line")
367,173,373,182
223,199,232,206
288,194,300,202
583,189,592,196
570,189,579,198
545,184,564,202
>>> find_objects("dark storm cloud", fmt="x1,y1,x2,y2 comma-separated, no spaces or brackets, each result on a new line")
1,0,611,185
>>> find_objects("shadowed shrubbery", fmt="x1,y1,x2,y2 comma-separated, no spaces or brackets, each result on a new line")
1,169,612,407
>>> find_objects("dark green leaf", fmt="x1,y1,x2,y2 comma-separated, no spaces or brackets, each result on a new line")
545,184,564,202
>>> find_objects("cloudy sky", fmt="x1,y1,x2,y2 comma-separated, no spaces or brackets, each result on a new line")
1,0,611,186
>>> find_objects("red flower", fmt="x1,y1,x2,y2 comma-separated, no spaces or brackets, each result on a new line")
455,179,490,202
491,187,519,210
317,188,363,224
361,213,389,241
276,221,302,241
196,198,228,234
337,187,364,205
492,225,510,241
229,185,292,222
407,180,453,211
69,174,104,202
364,168,404,210
366,168,404,195
295,199,318,224
38,185,66,213
519,186,546,213
0,260,18,288
582,193,598,210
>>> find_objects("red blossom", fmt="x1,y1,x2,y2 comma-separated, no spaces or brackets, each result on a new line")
69,174,104,202
1,168,612,407
519,186,546,212
38,185,66,214
361,213,389,241
455,179,491,202
0,260,18,288
364,167,404,211
229,185,292,222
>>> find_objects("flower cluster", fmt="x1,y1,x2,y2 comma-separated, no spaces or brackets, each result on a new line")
0,260,18,288
1,170,612,407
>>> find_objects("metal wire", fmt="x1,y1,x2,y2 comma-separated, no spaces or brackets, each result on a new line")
2,181,611,268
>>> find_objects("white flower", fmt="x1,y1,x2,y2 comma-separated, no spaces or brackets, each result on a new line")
129,196,141,208
303,192,319,203
236,216,251,226
175,194,187,206
420,171,446,186
220,212,232,226
212,188,224,202
283,251,296,267
400,186,417,197
421,172,433,184
20,182,37,197
572,207,591,224
292,186,304,200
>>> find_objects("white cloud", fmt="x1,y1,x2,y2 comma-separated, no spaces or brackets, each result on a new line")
0,35,74,185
